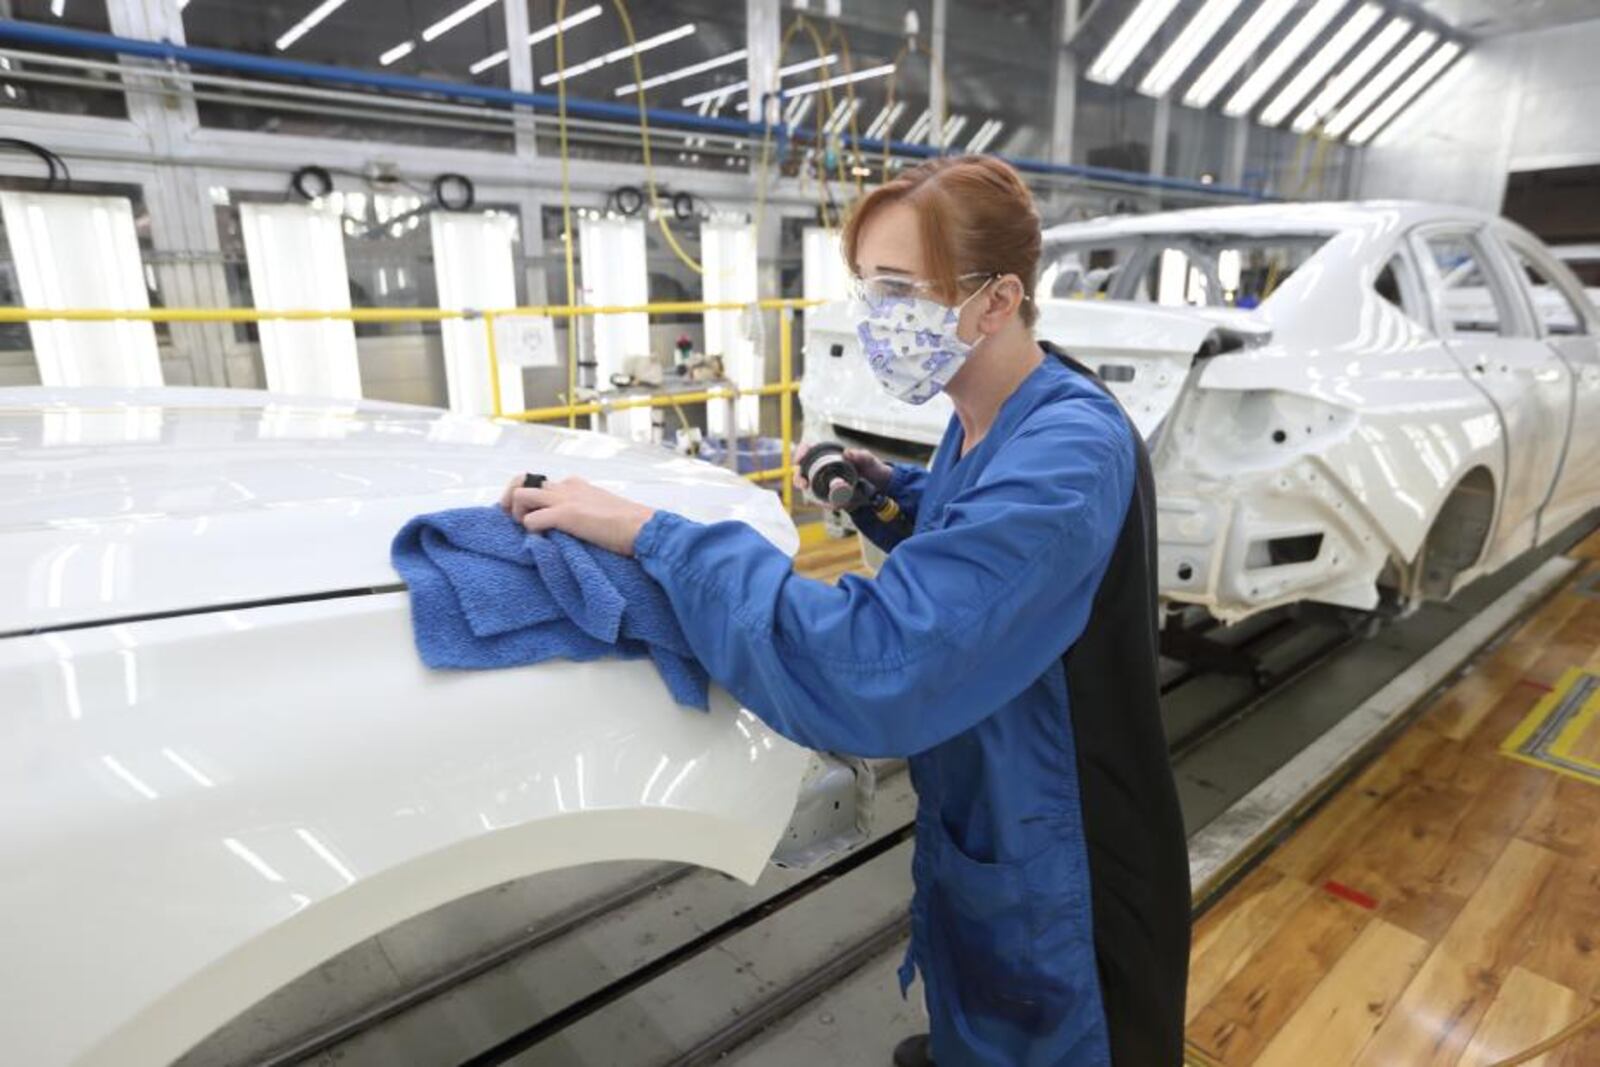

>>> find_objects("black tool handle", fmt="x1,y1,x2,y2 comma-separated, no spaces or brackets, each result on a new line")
523,473,547,489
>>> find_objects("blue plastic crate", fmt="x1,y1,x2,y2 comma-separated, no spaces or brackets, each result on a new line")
685,434,783,474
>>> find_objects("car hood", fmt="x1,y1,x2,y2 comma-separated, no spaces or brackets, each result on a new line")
1,387,797,634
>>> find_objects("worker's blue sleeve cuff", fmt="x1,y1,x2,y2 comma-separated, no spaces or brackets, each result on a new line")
887,463,920,501
885,463,928,516
634,509,691,566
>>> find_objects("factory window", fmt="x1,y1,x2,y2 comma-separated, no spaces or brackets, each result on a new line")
0,1,126,120
182,0,515,150
1075,78,1154,175
945,0,1049,159
1165,106,1232,185
1420,233,1510,338
1508,246,1588,336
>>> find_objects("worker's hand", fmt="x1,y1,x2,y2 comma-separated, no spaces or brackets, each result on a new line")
791,444,894,508
502,475,657,557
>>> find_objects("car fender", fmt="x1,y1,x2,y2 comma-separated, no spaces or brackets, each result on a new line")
1,594,809,1067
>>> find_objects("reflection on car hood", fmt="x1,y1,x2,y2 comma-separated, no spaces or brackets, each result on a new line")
0,387,796,633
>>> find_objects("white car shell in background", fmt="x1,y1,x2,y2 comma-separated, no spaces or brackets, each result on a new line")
801,201,1600,622
0,390,825,1067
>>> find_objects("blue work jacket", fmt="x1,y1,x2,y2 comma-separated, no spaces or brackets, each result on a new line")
635,348,1186,1065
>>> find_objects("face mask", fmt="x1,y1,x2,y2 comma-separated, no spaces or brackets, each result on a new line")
850,275,996,405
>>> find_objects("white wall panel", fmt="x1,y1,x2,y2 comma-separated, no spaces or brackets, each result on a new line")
0,191,161,388
429,211,524,416
238,202,362,400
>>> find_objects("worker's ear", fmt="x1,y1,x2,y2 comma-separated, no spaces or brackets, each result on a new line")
978,273,1025,331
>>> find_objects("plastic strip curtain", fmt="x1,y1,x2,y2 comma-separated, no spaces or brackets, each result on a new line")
0,191,161,388
430,210,525,416
237,201,363,399
701,218,760,438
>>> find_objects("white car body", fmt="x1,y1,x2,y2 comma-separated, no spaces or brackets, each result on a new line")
801,201,1600,621
1552,242,1600,308
0,389,827,1067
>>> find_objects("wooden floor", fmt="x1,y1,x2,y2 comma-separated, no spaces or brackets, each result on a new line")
1187,529,1600,1067
794,528,873,584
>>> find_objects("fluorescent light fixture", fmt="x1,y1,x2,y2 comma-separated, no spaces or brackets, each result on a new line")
51,0,65,15
940,113,968,147
539,23,696,87
865,100,905,140
777,54,840,79
1325,29,1436,138
1348,40,1462,144
823,98,860,135
903,108,933,144
528,3,603,45
1138,0,1242,99
613,48,746,96
1184,0,1295,108
1223,0,1347,117
469,49,508,74
274,0,349,52
422,0,499,42
965,118,1000,153
379,40,416,66
782,62,895,99
783,94,814,127
1259,2,1383,127
1087,0,1182,85
964,120,993,152
679,53,840,108
862,104,891,138
469,5,602,76
1293,15,1410,132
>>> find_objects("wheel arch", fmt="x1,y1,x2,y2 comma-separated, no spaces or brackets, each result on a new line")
1410,464,1499,601
80,805,775,1067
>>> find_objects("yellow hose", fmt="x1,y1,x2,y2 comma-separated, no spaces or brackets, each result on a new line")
553,0,703,277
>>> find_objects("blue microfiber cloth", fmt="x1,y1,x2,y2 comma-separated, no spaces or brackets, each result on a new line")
391,506,710,710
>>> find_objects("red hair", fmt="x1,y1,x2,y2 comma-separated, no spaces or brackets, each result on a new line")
842,154,1042,327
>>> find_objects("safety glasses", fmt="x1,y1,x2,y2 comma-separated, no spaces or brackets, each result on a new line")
847,271,999,311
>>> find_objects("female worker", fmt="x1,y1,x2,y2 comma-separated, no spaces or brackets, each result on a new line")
503,155,1190,1067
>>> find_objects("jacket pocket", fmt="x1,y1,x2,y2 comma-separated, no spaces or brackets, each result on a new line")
923,815,1094,1029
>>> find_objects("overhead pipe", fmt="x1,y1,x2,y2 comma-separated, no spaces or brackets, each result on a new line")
0,18,1265,200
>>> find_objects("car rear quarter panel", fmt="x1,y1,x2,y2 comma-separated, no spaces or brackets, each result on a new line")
1158,279,1504,616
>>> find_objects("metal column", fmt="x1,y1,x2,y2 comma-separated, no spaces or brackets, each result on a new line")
930,0,948,150
505,0,540,157
1049,0,1081,166
1223,115,1249,190
746,0,780,128
1151,95,1172,182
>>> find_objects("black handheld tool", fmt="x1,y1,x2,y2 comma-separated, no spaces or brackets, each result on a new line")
800,443,914,539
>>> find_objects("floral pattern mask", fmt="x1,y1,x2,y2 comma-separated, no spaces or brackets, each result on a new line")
851,277,993,405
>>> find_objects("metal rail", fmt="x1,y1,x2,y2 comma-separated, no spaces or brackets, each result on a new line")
456,823,919,1067
254,613,1384,1067
0,18,1266,202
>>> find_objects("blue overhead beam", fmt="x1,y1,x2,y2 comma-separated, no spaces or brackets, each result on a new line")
0,19,1264,200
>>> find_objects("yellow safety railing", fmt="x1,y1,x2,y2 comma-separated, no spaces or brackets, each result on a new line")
0,297,823,513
